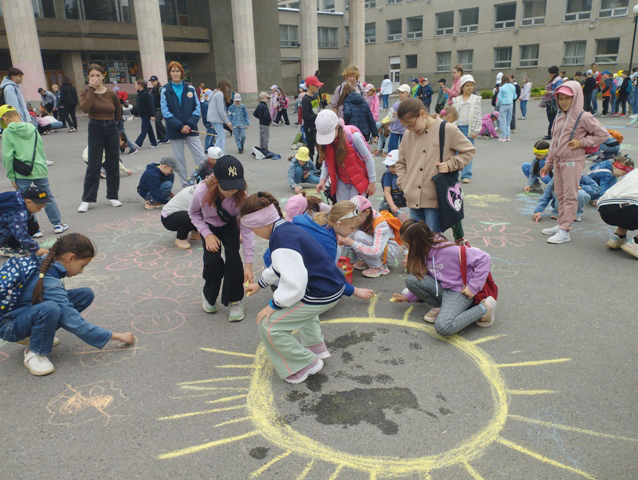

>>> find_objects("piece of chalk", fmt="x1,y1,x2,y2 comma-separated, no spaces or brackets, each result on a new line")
389,298,397,303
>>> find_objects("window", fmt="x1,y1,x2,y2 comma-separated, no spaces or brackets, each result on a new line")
365,0,376,8
32,0,56,18
563,40,586,65
165,54,191,82
519,44,539,67
457,50,474,71
494,47,512,68
436,51,451,72
318,27,338,48
345,0,349,12
319,0,335,12
288,2,300,8
436,11,454,36
280,25,299,47
71,0,132,22
565,0,592,21
388,0,402,4
365,22,376,43
521,0,545,26
386,19,402,41
84,52,143,83
64,0,81,19
600,0,628,17
459,8,479,33
406,54,418,69
494,3,516,29
407,16,423,39
595,38,620,63
158,0,188,25
345,26,349,46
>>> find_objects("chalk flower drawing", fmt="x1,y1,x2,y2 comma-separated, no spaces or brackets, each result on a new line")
75,341,147,368
47,381,128,427
464,223,534,248
106,245,190,272
152,256,202,286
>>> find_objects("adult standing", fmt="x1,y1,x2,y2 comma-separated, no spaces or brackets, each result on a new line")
59,76,78,132
149,75,167,143
207,79,233,153
78,64,122,213
331,65,365,118
1,68,36,127
134,80,158,148
496,76,516,142
161,61,206,187
543,66,563,140
443,65,463,106
380,74,392,110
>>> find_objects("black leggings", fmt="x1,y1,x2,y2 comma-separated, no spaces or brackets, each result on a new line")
274,109,290,125
64,105,78,129
161,211,195,240
202,222,244,307
599,204,638,230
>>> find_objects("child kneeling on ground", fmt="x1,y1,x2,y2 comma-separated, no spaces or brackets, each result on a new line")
599,167,638,258
137,156,176,209
288,146,320,194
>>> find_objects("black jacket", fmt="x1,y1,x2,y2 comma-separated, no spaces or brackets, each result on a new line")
136,89,155,117
301,93,320,129
151,86,161,110
253,101,271,126
342,92,376,137
59,84,78,107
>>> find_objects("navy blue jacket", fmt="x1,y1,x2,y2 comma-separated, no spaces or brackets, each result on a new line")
343,92,376,137
0,191,39,252
292,214,339,263
160,82,201,140
253,101,271,126
137,163,175,204
136,88,155,117
416,84,434,105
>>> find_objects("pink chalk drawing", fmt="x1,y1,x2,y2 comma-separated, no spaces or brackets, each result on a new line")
464,223,534,248
152,257,202,286
75,341,147,368
47,381,128,427
0,351,9,363
86,212,160,234
106,245,193,272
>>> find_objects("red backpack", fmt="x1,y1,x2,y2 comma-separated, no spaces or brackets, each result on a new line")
459,244,498,305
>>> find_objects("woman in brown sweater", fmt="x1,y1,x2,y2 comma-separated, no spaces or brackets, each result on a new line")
78,64,122,213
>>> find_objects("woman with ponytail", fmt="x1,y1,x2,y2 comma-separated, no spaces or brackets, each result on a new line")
0,233,134,376
241,191,375,384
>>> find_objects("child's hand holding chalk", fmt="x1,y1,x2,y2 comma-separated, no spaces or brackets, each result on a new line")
390,293,408,303
533,212,541,223
244,282,260,297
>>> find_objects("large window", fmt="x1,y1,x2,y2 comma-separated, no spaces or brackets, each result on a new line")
365,22,376,44
32,0,56,18
317,0,335,12
365,0,376,8
406,54,418,69
494,47,512,69
386,19,402,41
565,0,592,21
436,11,454,36
457,50,474,71
494,3,516,29
159,0,189,26
388,0,402,4
83,53,143,84
521,0,545,26
318,27,338,48
459,8,479,33
600,0,628,17
563,40,586,65
65,0,131,22
519,44,539,67
407,16,423,39
280,25,299,47
436,51,451,72
595,38,620,63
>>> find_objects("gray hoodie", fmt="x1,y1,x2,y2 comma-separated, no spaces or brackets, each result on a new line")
0,77,36,126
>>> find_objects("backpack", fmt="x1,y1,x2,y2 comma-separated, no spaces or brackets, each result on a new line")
373,210,403,246
0,84,9,105
0,255,41,317
459,244,498,306
570,112,600,155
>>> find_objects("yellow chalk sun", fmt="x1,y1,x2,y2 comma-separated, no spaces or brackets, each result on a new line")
157,299,637,479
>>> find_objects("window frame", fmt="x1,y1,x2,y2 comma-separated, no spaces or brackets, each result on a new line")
406,15,424,39
459,7,479,33
521,0,546,26
387,0,402,4
519,44,540,67
279,24,299,48
365,0,376,7
317,26,338,49
494,2,517,30
405,54,418,69
345,25,349,46
494,46,513,69
564,0,592,22
457,49,474,71
594,38,620,64
386,18,403,42
599,0,628,18
365,22,376,44
436,51,452,72
435,11,454,36
562,40,587,65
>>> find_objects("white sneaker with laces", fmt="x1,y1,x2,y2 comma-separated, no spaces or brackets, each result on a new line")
107,199,122,207
541,225,560,236
78,202,90,213
23,348,55,376
229,301,245,322
53,224,69,234
547,229,571,244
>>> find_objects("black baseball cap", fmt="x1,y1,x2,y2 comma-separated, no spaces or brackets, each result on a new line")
214,156,246,191
23,186,52,204
149,75,158,81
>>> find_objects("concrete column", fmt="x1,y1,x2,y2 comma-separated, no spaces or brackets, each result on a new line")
300,0,319,79
231,0,258,100
133,0,167,84
349,0,365,81
61,52,86,90
1,0,47,101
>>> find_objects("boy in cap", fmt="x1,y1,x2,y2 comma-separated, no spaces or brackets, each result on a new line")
1,104,68,236
137,156,176,209
302,75,324,163
0,186,50,257
189,146,223,184
253,92,272,150
379,149,406,214
416,78,434,112
228,93,250,154
288,146,320,194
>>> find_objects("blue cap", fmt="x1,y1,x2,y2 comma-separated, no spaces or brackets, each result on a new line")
603,70,611,75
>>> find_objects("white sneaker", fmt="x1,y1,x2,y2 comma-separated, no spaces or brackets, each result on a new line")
202,294,218,314
106,199,122,207
547,229,571,244
541,225,560,236
46,160,54,166
78,202,90,213
229,301,244,322
23,348,55,376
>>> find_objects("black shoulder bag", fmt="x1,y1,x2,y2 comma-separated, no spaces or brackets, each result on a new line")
13,133,38,177
215,196,237,225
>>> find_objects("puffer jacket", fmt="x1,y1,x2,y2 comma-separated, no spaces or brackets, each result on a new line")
343,92,377,137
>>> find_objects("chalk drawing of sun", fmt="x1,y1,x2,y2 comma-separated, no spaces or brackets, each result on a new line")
156,299,637,479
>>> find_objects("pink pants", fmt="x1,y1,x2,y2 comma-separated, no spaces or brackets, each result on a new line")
554,159,585,232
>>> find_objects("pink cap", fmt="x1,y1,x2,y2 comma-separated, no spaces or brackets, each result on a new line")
284,194,308,222
554,85,574,97
350,195,372,211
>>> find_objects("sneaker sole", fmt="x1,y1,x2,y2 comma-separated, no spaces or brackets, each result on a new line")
547,237,571,244
314,351,331,360
285,359,324,384
202,298,218,314
606,241,625,249
228,314,244,322
620,244,638,258
541,229,560,236
476,298,496,327
24,362,55,376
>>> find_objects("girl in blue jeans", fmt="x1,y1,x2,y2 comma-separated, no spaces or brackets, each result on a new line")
0,233,134,376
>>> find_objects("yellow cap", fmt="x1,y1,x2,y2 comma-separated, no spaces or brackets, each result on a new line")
0,104,17,128
381,115,391,125
295,146,310,162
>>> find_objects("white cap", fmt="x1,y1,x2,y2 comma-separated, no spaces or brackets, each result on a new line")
586,69,593,75
397,84,411,93
270,84,278,90
233,93,241,101
383,149,399,166
207,146,224,159
460,74,475,88
315,109,340,145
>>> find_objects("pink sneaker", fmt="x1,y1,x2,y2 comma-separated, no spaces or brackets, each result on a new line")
284,358,324,384
353,260,368,270
307,342,331,359
423,307,440,324
362,266,390,278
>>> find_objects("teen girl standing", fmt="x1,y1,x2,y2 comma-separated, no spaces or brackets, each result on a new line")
452,75,482,182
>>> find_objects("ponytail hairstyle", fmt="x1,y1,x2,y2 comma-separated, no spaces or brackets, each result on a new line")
32,233,96,305
400,219,452,280
240,191,283,218
358,207,374,234
532,139,551,177
317,125,349,166
314,200,358,228
305,195,323,214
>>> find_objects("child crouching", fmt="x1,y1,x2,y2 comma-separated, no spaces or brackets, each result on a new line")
522,140,552,192
137,156,176,209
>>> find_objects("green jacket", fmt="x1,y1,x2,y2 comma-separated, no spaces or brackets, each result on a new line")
1,122,48,181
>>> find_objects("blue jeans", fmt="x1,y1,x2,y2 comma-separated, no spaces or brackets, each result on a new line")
377,134,388,153
204,122,215,150
499,103,512,138
0,288,94,355
144,181,173,203
551,190,590,217
15,177,62,226
388,132,403,152
293,165,320,186
521,163,551,185
117,119,137,151
520,100,528,118
591,89,598,113
410,207,441,233
212,122,226,153
234,126,246,151
458,125,474,180
381,94,389,109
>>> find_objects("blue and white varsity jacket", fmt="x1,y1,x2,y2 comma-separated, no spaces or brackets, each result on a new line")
258,219,354,309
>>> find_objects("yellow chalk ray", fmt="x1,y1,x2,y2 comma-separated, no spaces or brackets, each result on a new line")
507,390,557,395
158,404,246,421
178,376,251,385
470,334,507,345
508,415,638,443
402,306,414,322
368,295,378,318
213,416,251,428
496,437,595,479
180,386,249,392
463,461,485,480
250,449,292,478
200,347,256,358
158,430,260,460
206,394,248,405
296,460,315,480
328,464,344,480
216,364,257,369
496,358,571,368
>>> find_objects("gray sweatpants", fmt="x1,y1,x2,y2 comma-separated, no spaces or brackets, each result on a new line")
170,136,206,187
406,274,485,336
260,125,269,150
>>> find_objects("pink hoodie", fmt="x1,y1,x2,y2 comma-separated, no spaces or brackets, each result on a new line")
546,81,608,168
366,93,380,121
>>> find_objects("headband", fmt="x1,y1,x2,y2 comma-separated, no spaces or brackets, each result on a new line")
240,204,281,229
336,206,359,222
533,148,549,156
613,161,634,174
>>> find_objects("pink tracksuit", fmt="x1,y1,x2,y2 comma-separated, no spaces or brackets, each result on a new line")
546,81,608,232
478,113,499,137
